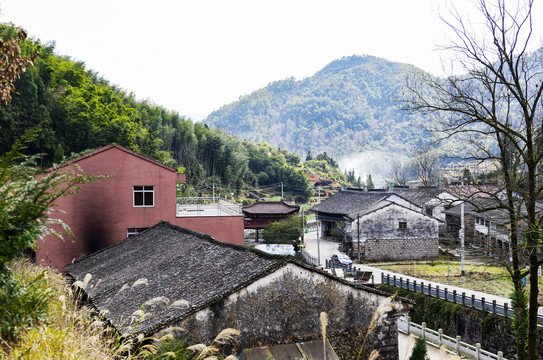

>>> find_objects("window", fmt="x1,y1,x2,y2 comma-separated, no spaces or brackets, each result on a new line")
127,227,149,237
133,186,154,207
425,207,434,217
399,221,407,229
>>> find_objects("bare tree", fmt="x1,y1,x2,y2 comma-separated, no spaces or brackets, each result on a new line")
387,160,410,187
411,150,441,187
405,1,543,358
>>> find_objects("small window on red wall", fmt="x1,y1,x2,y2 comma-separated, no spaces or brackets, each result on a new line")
134,186,154,207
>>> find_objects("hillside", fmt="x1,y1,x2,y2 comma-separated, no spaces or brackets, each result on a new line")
206,55,435,161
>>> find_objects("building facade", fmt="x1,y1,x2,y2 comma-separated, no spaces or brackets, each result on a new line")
37,144,244,270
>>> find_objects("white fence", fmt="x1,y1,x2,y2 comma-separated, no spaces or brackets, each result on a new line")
398,316,506,360
176,196,242,217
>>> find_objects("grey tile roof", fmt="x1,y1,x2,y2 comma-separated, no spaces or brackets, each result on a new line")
393,188,441,207
242,200,300,215
65,222,288,336
310,189,391,219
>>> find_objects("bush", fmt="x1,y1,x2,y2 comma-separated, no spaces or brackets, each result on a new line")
408,335,430,360
0,264,52,342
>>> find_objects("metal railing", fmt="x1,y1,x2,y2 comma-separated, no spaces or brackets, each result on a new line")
176,196,242,217
398,316,506,360
301,249,318,266
382,273,543,326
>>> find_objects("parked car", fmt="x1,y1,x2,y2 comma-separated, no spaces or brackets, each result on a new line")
330,253,352,266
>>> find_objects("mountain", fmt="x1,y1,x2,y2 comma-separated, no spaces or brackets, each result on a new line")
206,55,435,162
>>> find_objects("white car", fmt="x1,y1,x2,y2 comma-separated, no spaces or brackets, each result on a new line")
330,253,353,266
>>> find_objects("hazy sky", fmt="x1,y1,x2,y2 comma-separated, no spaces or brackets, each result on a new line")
2,0,542,120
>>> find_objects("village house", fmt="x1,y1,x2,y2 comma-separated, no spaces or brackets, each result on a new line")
393,187,458,235
65,221,408,360
311,189,439,261
242,200,300,240
444,197,543,259
37,144,244,271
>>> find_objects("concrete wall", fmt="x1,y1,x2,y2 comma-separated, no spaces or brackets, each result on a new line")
36,145,244,271
166,263,408,360
363,238,439,261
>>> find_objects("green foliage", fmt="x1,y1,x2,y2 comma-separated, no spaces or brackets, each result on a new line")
144,337,194,359
0,131,98,341
511,286,529,354
0,266,52,342
262,216,302,245
408,336,430,360
206,55,437,160
366,174,374,189
0,130,98,272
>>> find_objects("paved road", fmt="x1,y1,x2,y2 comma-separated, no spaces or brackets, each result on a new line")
302,228,543,317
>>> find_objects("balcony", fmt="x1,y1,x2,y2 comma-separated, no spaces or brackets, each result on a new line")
176,197,242,217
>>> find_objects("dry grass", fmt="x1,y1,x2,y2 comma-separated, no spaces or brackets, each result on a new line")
373,260,543,297
0,259,121,359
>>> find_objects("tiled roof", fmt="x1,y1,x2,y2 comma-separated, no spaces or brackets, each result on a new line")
310,189,391,219
65,221,396,338
242,201,300,215
65,222,288,336
393,188,441,207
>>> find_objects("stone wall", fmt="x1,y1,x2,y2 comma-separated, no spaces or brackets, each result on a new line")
168,263,408,360
363,238,439,261
381,285,543,359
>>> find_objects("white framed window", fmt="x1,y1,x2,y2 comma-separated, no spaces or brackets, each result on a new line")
133,186,154,207
127,227,149,237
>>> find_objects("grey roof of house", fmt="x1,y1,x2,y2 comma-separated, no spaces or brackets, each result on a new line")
65,221,394,337
310,189,391,219
393,188,442,207
444,198,513,225
65,222,288,336
242,200,300,215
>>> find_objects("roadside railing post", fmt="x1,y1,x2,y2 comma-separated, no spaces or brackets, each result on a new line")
453,289,457,303
436,285,439,299
444,288,448,301
407,278,410,291
471,294,475,308
476,343,481,360
498,351,503,360
438,328,443,346
462,292,466,305
422,322,426,339
492,300,497,314
406,315,411,334
414,280,417,292
428,283,431,296
456,335,461,355
481,297,486,312
504,303,509,318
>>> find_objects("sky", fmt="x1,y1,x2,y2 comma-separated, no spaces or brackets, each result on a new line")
1,0,542,121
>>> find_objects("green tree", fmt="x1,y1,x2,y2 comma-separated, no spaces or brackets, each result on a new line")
408,336,429,360
262,216,302,246
366,174,375,189
0,131,98,339
406,1,542,358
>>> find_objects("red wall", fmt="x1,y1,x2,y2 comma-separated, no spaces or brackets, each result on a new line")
36,145,243,271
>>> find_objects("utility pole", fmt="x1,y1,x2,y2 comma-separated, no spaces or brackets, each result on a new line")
212,183,215,202
460,179,465,284
317,220,321,266
318,186,321,203
281,182,284,200
301,207,305,245
357,213,360,262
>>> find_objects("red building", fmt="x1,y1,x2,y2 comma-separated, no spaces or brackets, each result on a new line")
37,144,244,271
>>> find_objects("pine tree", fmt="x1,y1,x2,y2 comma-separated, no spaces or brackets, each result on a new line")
408,336,429,360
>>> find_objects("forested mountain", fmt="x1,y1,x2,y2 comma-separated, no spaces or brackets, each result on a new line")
0,40,314,201
206,55,435,159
